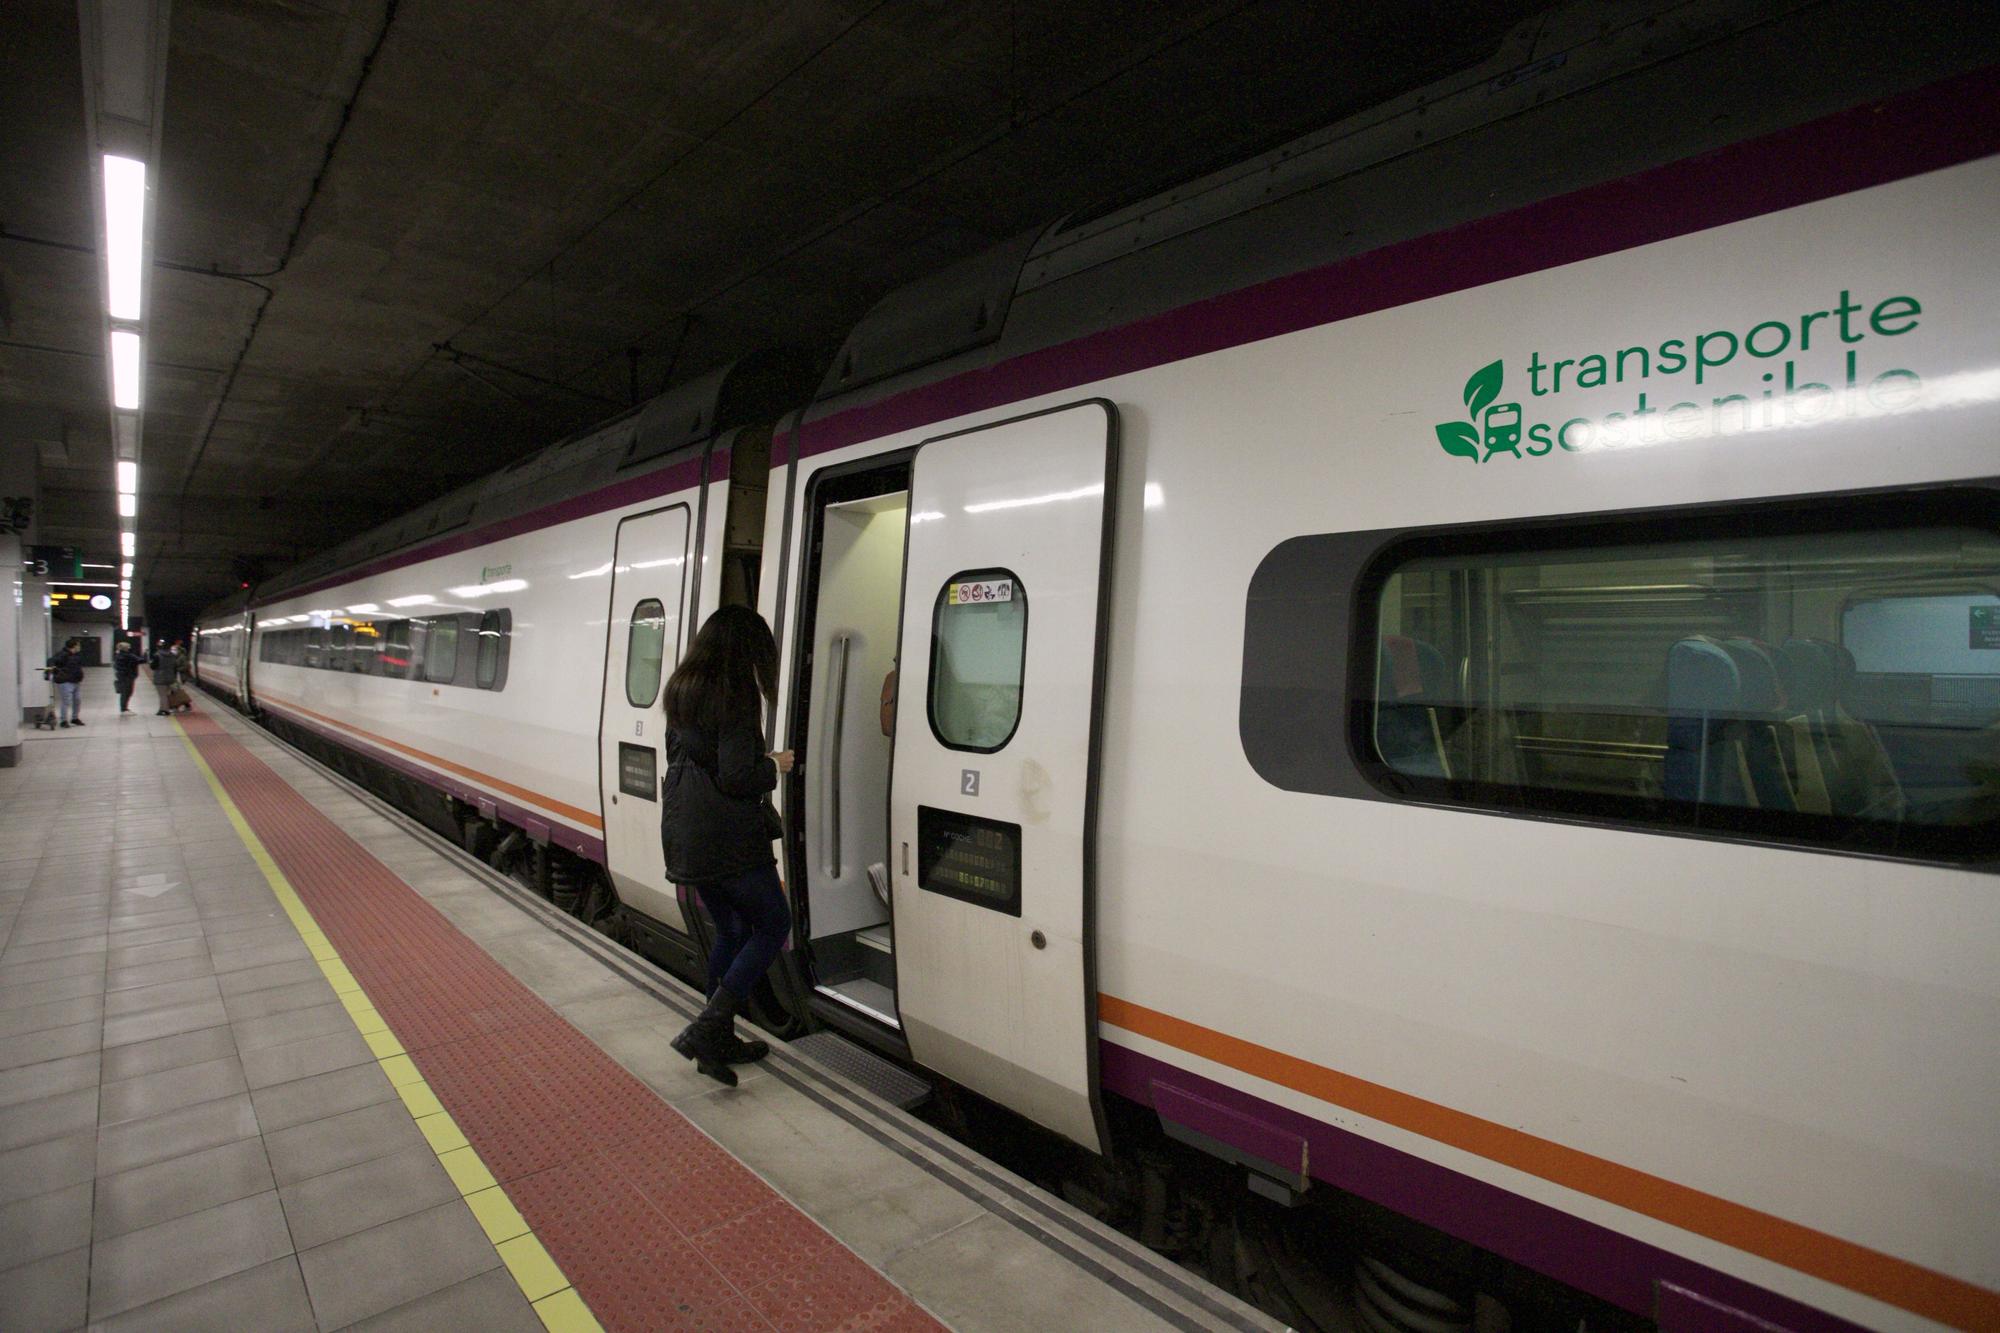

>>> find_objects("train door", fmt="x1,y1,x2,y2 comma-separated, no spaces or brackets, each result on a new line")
790,461,912,1029
597,504,693,932
889,400,1116,1153
238,612,253,701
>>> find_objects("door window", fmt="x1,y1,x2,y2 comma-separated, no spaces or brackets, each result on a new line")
424,618,459,683
384,621,413,678
929,570,1027,752
625,599,667,707
476,610,511,690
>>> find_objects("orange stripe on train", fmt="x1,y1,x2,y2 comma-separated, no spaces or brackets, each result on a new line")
256,689,604,831
1098,994,1997,1330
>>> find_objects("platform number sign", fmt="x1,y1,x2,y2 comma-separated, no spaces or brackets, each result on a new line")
961,769,980,796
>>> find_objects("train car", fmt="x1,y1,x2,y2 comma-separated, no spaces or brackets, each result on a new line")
190,589,251,707
196,5,2000,1330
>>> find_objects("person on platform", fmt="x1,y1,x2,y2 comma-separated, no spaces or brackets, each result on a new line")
46,638,86,728
169,641,193,712
151,640,184,716
659,605,794,1086
114,639,143,714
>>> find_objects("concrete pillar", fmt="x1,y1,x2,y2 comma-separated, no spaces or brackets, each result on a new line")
20,572,50,721
1,535,21,766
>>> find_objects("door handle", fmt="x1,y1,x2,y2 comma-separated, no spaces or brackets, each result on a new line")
822,634,850,878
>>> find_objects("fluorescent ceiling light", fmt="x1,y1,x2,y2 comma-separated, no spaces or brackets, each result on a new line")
121,532,136,558
386,594,435,607
346,603,380,614
118,492,137,518
104,155,146,321
121,562,133,578
117,461,138,494
110,330,141,409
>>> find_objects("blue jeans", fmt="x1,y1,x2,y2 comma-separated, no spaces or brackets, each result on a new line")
56,681,81,723
696,861,790,1004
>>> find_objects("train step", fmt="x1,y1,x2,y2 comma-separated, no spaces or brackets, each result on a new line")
790,1030,931,1110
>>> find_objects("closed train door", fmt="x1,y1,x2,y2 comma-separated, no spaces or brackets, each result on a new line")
890,400,1116,1153
598,504,693,932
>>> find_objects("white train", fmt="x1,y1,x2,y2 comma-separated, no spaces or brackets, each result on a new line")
196,6,2000,1330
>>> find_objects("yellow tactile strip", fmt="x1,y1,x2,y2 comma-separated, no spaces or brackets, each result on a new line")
176,721,603,1332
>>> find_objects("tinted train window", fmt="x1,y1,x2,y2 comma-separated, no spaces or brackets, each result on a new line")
384,621,413,677
424,618,458,683
625,600,666,706
305,629,324,669
476,611,510,691
1241,490,2000,861
929,571,1027,752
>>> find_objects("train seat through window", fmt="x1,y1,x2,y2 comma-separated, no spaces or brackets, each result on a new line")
1376,635,1454,779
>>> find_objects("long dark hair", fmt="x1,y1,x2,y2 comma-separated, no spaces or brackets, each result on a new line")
664,605,777,730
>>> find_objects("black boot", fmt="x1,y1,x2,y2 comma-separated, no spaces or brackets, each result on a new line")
671,990,741,1086
705,983,769,1065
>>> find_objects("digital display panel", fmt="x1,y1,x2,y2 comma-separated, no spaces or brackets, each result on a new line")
618,743,657,800
916,806,1021,915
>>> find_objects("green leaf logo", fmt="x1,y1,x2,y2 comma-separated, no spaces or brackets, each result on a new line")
1434,421,1480,462
1462,359,1503,419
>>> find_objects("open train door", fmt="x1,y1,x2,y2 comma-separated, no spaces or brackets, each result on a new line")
890,400,1116,1153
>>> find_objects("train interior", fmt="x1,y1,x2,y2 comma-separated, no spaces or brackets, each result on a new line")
792,466,912,1028
1376,522,2000,837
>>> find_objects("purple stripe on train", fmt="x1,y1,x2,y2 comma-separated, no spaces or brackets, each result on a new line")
256,453,709,608
1098,1041,1870,1333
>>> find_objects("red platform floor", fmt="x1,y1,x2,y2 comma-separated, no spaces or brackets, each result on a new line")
181,708,942,1333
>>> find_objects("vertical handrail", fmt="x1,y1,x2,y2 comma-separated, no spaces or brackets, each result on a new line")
824,634,851,878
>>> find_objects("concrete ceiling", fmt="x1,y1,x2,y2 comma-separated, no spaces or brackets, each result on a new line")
2,0,1537,624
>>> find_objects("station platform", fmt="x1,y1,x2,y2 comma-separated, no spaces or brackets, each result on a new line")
0,673,1277,1333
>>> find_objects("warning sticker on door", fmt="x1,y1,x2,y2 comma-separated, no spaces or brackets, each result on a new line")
947,578,1013,605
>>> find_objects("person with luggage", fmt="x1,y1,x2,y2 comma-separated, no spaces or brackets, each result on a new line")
45,639,86,728
151,640,185,716
168,641,194,712
114,639,143,714
659,605,795,1086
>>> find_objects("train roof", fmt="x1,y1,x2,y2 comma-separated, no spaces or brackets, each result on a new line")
801,0,1999,420
240,350,811,606
211,0,1997,618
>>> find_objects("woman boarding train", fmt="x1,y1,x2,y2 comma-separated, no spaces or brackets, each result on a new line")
659,606,796,1085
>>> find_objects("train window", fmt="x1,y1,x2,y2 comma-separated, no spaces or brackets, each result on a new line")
382,620,413,678
476,610,511,691
625,600,667,707
351,620,383,675
1337,494,2000,859
928,570,1027,753
331,624,354,670
305,628,325,669
424,618,458,683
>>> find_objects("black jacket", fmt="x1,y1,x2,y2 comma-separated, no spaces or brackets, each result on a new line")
46,650,85,684
660,707,778,884
114,647,142,683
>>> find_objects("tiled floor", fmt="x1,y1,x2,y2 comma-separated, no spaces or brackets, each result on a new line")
1,675,1273,1333
0,678,539,1330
